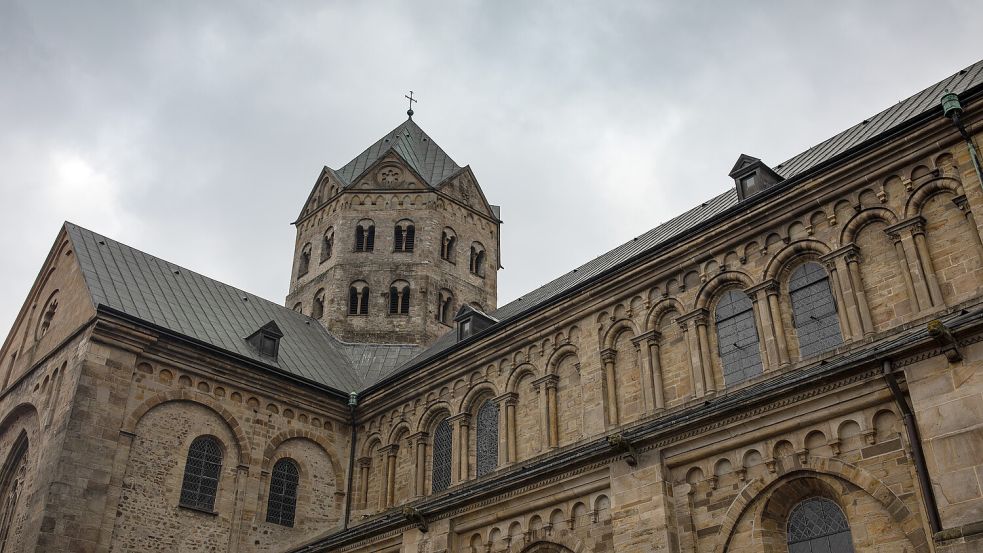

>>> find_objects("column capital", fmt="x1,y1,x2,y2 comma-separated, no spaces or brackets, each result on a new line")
600,348,617,363
408,431,429,445
745,279,779,297
820,243,861,264
533,373,560,390
884,215,926,237
952,194,970,211
494,392,518,407
380,443,399,457
677,308,709,327
357,456,373,468
632,329,662,346
448,412,471,426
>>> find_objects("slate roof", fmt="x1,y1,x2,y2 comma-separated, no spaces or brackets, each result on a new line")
388,59,983,381
66,223,417,391
334,118,463,188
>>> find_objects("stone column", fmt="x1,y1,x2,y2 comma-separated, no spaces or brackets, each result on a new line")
908,218,944,307
677,311,707,398
635,330,664,411
821,258,854,340
411,434,427,497
694,313,716,395
533,377,549,452
954,194,983,262
844,246,874,335
676,318,701,399
600,348,619,425
747,282,779,370
764,281,791,366
885,225,925,313
505,394,518,463
632,331,657,412
448,413,468,485
458,414,471,482
228,464,249,553
382,444,399,507
494,393,515,466
822,246,870,337
537,374,560,448
357,456,372,507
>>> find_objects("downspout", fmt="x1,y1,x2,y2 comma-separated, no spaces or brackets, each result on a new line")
343,392,358,530
882,359,942,534
941,90,983,190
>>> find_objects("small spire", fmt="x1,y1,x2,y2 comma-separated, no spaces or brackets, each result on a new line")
405,90,418,118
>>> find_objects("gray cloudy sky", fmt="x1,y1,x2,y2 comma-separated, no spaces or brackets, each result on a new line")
2,1,982,335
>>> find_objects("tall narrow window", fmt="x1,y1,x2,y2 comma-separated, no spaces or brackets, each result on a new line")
431,419,452,493
266,458,300,527
312,289,325,319
355,221,375,252
470,243,486,277
389,281,410,314
298,244,312,277
441,229,457,262
321,228,334,262
349,282,369,315
437,290,454,325
475,400,499,477
714,289,763,387
394,220,415,253
179,436,223,512
0,433,27,551
789,262,842,358
787,498,855,553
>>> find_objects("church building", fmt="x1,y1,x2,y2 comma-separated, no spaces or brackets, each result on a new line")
2,60,983,553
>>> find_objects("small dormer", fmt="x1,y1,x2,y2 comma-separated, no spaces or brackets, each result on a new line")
245,321,284,360
729,154,783,201
454,305,497,342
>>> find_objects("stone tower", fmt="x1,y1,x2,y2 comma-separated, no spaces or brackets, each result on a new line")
286,117,501,346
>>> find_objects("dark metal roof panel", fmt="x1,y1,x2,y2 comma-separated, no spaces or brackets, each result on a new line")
334,119,462,187
66,222,361,391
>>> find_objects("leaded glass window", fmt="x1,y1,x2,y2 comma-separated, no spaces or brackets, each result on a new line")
475,401,499,477
266,458,300,527
790,263,843,358
179,436,223,511
715,290,763,387
431,419,452,493
787,497,855,553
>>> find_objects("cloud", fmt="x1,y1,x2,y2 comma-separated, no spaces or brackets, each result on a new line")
1,0,981,337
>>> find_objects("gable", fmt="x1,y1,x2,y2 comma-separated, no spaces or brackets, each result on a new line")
437,167,499,221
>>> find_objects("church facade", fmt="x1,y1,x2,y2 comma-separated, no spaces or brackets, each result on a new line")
1,61,983,553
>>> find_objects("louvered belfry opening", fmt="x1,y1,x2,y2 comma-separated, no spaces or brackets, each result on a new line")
789,262,843,358
349,282,369,315
389,282,410,315
394,221,415,253
356,223,375,252
714,289,763,387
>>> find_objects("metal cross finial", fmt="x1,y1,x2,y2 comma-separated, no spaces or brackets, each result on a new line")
405,91,417,118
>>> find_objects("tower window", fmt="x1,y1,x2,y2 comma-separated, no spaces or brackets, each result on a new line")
440,228,457,263
355,220,375,252
298,243,312,278
349,281,369,315
389,281,410,315
394,220,415,253
321,227,334,262
437,289,455,325
469,242,486,277
179,436,223,512
312,289,325,319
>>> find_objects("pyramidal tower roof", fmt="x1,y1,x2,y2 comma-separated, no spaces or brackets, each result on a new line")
332,118,463,188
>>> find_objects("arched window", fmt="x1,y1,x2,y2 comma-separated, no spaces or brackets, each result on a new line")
469,243,486,277
714,289,763,387
298,244,312,277
394,220,415,253
349,281,369,315
292,302,302,313
36,291,59,340
431,418,452,493
355,220,375,252
312,289,325,319
0,433,27,550
321,227,334,262
389,281,410,314
437,290,454,325
475,400,499,477
789,262,843,358
266,458,300,527
441,228,457,262
787,497,855,552
179,436,223,512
